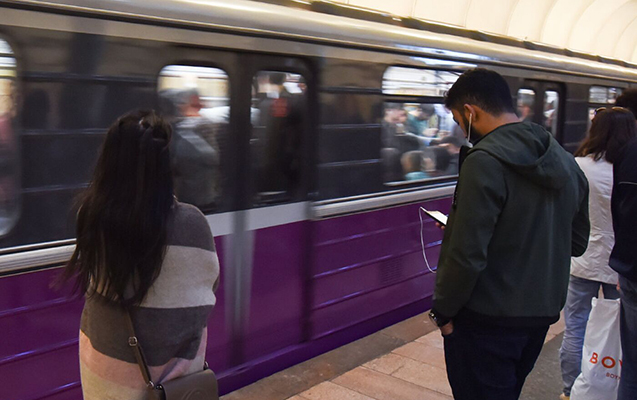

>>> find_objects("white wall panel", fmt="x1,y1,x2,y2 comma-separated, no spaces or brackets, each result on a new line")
412,0,472,26
319,0,637,63
615,17,637,62
592,2,637,58
541,0,595,47
507,0,556,41
568,0,632,53
465,0,517,34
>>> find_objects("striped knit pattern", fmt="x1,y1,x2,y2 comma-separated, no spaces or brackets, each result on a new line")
79,202,219,400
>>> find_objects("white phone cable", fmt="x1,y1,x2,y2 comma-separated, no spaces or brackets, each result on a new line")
419,207,437,274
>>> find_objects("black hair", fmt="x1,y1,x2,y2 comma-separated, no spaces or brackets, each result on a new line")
269,72,287,86
444,68,516,115
61,110,174,306
616,89,637,119
419,104,436,114
432,146,451,172
385,102,403,111
401,150,423,173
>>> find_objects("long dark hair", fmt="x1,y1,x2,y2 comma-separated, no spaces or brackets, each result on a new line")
575,108,637,163
62,110,174,306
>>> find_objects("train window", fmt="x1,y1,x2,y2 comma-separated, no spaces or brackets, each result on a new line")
588,86,624,130
517,89,535,122
589,86,622,104
0,38,19,237
382,67,459,96
251,71,307,204
543,91,559,136
158,65,229,212
382,102,464,184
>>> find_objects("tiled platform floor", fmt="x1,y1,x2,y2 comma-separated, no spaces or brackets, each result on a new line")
222,312,566,400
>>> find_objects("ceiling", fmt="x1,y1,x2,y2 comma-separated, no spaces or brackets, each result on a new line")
330,0,637,63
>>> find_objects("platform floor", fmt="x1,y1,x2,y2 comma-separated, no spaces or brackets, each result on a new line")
221,312,566,400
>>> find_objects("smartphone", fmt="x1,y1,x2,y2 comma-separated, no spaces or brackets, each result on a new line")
423,209,448,226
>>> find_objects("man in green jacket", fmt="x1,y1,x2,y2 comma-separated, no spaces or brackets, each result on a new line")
429,69,590,400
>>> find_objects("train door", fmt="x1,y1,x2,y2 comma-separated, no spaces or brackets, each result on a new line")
156,48,244,375
516,80,564,141
225,54,314,365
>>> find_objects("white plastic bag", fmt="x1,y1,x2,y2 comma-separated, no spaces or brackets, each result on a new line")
571,298,622,400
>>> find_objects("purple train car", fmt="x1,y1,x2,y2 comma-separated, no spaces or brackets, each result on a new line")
1,1,636,399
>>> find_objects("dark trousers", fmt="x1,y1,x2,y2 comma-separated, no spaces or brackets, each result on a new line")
443,319,549,400
618,276,637,400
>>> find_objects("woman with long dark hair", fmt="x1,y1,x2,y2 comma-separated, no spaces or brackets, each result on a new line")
62,110,220,399
559,107,637,400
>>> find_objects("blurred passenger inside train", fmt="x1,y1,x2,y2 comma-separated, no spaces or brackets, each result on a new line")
544,100,557,134
433,135,464,175
0,79,18,233
406,103,438,136
431,68,589,400
254,72,304,196
616,87,637,117
558,107,636,400
60,110,220,400
609,88,637,400
424,145,452,177
401,151,428,181
382,103,423,154
162,88,219,210
517,94,534,122
382,103,407,147
380,147,402,183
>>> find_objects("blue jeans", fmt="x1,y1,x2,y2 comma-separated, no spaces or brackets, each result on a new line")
559,275,619,396
618,276,637,400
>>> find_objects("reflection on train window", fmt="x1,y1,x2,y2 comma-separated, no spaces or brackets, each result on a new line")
0,38,19,237
158,65,229,212
382,67,460,96
252,71,306,203
589,86,622,104
543,91,559,136
517,89,535,122
382,102,464,184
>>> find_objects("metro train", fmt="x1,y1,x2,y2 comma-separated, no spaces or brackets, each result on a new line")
1,1,636,399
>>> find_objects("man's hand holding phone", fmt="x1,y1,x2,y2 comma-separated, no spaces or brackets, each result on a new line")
422,208,447,229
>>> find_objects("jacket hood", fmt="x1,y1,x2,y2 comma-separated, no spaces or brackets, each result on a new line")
469,122,572,190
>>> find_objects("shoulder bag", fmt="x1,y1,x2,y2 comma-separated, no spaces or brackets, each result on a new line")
125,310,219,400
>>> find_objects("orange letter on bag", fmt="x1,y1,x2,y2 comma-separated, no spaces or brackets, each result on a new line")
590,353,599,364
602,357,616,368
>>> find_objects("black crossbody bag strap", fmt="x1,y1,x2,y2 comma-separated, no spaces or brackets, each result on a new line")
125,309,156,389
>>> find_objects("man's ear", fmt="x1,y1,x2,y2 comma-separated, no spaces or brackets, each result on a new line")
463,104,477,122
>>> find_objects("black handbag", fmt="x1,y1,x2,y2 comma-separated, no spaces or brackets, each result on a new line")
125,310,219,400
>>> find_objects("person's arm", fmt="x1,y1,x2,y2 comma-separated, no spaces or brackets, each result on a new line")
433,151,506,320
610,141,637,280
571,180,590,257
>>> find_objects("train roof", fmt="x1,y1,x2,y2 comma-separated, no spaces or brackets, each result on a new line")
3,0,637,82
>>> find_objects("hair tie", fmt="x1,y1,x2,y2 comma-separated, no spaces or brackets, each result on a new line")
139,116,169,152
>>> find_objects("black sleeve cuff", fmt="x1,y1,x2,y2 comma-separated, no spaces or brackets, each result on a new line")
429,308,452,327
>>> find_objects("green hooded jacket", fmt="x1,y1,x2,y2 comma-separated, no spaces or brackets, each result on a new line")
433,122,590,323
